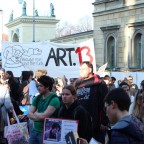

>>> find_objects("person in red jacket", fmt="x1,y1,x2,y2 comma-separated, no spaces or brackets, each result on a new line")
74,61,109,144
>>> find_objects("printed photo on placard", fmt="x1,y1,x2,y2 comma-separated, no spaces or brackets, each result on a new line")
44,119,62,142
43,118,78,144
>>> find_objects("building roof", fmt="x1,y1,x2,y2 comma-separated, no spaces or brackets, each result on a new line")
50,30,93,42
5,16,59,28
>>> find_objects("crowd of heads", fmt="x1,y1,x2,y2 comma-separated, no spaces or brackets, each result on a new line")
0,60,144,144
0,61,143,117
103,74,144,124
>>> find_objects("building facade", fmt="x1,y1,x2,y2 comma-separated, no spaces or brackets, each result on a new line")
93,0,144,70
5,0,144,71
5,16,59,43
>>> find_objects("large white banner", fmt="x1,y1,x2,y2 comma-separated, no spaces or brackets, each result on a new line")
1,39,96,78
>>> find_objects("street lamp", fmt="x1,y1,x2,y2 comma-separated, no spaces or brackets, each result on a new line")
32,0,35,42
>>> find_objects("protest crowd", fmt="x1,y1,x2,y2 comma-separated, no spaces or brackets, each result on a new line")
0,61,144,144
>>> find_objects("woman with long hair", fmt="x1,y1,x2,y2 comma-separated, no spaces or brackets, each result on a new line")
5,71,24,118
132,90,144,122
5,71,20,102
18,71,31,105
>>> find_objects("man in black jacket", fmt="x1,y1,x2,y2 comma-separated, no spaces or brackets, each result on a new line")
75,61,109,143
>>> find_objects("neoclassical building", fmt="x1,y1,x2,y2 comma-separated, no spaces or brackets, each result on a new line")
93,0,144,70
5,16,59,43
4,0,144,70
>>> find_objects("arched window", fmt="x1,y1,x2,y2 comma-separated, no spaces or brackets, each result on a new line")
107,36,115,68
12,33,19,42
132,33,142,68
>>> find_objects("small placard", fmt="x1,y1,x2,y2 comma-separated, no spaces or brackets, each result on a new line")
43,118,78,144
89,138,102,144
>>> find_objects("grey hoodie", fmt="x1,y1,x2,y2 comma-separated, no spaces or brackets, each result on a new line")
109,115,144,144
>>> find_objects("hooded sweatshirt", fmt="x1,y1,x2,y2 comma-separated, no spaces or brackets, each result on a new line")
75,74,109,136
58,100,92,142
109,115,144,144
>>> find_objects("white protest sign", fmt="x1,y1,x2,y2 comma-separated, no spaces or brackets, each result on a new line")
97,63,108,76
1,39,96,78
43,118,78,144
89,138,102,144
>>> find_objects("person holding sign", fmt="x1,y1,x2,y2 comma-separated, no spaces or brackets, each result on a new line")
28,75,60,144
58,85,92,142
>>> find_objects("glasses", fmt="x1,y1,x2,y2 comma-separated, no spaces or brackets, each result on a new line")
104,103,111,112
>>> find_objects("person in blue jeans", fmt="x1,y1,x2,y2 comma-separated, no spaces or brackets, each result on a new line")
28,75,60,144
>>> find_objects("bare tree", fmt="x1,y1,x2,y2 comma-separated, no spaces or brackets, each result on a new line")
56,16,93,37
76,16,93,32
56,21,75,37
